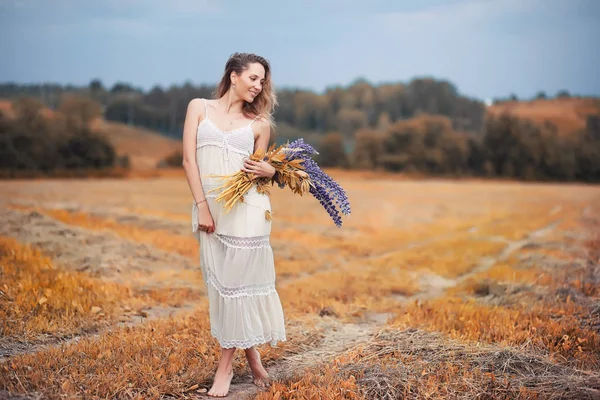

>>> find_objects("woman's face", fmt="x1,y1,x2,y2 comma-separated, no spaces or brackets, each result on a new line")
233,62,266,103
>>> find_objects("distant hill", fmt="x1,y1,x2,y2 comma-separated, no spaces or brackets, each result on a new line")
90,119,181,170
488,98,600,135
0,100,182,170
0,99,13,116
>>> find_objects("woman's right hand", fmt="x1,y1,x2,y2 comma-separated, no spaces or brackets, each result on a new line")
197,203,215,233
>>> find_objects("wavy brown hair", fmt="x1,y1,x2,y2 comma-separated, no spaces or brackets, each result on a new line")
215,52,277,127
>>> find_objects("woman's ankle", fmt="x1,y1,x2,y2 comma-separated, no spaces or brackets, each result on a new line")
218,366,234,375
244,347,259,358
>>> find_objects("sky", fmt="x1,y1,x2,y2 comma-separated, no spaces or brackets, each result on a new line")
1,0,599,101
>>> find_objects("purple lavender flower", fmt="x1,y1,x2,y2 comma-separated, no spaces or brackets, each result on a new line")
302,157,351,215
280,138,351,227
287,138,319,158
310,182,343,227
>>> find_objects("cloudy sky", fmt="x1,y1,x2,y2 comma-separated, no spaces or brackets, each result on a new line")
1,0,598,100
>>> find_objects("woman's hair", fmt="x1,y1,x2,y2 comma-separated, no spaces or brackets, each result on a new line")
215,52,277,127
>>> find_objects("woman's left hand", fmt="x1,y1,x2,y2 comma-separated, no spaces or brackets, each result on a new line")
242,158,276,179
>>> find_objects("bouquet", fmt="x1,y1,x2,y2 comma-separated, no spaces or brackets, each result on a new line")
208,139,351,227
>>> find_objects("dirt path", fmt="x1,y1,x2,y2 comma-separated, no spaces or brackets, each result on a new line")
403,218,564,301
198,317,388,399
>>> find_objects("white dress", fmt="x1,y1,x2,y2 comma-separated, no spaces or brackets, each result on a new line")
191,99,286,349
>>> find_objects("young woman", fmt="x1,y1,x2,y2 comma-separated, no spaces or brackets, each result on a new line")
181,52,286,397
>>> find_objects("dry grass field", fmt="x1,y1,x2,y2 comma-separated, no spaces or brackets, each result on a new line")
90,119,182,170
1,170,599,399
487,98,600,135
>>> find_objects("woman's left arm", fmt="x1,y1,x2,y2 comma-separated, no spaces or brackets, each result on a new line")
242,119,276,179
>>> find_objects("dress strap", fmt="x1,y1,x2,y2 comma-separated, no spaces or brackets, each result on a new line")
248,116,260,127
202,98,208,118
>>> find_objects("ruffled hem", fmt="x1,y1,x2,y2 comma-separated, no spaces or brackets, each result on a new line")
207,266,276,298
205,279,286,349
211,328,287,349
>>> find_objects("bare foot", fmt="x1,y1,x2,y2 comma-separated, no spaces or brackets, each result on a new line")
207,368,234,397
245,348,271,388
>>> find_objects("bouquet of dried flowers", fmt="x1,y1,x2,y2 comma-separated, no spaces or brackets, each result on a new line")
208,139,351,227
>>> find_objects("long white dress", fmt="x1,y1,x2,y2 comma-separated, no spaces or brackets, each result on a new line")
191,99,286,349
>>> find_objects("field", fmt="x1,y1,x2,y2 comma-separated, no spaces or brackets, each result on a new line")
1,170,599,399
90,119,182,170
487,98,600,135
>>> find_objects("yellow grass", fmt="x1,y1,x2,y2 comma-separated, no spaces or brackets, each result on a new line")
2,171,599,398
476,208,557,240
259,353,540,400
389,237,506,278
280,268,418,320
257,361,361,400
448,261,553,297
0,236,132,339
2,307,327,399
2,311,217,398
391,297,599,369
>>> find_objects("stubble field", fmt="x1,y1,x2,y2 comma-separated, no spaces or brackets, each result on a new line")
1,170,599,399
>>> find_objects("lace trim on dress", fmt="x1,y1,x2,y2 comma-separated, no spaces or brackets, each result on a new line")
206,267,276,298
196,117,254,159
196,141,252,156
211,327,287,349
213,233,270,249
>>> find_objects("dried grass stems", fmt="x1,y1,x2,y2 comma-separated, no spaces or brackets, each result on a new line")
269,328,600,400
209,143,312,215
341,328,600,400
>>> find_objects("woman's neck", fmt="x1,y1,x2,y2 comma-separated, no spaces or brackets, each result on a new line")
218,90,244,114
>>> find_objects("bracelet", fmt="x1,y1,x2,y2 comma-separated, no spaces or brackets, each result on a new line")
194,198,207,206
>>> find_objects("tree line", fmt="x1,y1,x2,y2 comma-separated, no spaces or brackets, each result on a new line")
0,78,487,140
0,96,127,178
0,79,598,182
340,112,600,182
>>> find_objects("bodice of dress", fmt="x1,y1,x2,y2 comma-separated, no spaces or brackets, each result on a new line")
196,117,254,161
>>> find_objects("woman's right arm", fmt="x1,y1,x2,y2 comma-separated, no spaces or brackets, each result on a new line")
182,98,205,202
182,98,215,233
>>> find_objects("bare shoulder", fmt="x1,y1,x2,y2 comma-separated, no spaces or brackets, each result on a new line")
253,117,271,134
187,98,206,118
187,97,205,109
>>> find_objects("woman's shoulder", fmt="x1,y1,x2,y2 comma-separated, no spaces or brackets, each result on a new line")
187,98,206,110
187,98,209,118
251,113,270,124
251,115,272,136
188,97,207,106
252,115,270,127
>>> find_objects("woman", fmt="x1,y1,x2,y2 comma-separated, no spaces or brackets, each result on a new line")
182,52,286,397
